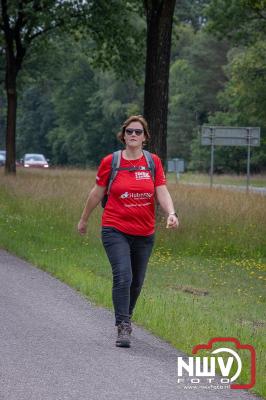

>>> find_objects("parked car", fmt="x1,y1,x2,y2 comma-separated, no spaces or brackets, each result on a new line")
0,154,5,166
1,151,28,167
0,150,6,158
22,153,49,168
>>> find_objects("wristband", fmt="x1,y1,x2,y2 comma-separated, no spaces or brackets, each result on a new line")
169,212,178,217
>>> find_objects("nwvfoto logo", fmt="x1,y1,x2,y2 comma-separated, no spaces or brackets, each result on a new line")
177,338,256,390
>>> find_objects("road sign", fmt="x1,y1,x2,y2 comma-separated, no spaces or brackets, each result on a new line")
201,126,260,147
167,158,185,173
167,158,185,182
200,126,261,191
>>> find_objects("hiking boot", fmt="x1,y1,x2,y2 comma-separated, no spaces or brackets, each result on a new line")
128,314,133,335
128,320,132,335
116,321,131,348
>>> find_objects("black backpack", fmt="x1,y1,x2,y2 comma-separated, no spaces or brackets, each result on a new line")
101,150,156,208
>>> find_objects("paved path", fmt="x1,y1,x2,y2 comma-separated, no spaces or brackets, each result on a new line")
0,250,261,400
179,182,266,195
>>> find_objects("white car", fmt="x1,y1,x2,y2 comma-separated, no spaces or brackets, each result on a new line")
23,153,49,168
0,150,6,158
0,154,5,166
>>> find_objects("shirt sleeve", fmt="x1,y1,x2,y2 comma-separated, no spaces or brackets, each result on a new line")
95,154,112,187
153,154,167,187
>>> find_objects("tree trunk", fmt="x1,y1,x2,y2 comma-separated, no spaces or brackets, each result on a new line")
1,0,25,175
143,0,176,168
5,60,17,174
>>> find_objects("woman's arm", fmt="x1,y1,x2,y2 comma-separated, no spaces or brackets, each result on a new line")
77,184,106,235
155,185,179,229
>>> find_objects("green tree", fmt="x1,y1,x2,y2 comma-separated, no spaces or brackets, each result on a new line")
189,0,266,173
13,29,143,167
168,27,229,163
206,0,266,44
16,85,55,159
0,0,86,173
208,40,266,172
48,66,143,166
218,41,266,126
168,58,200,160
0,87,6,148
143,0,177,167
174,0,211,31
0,0,144,174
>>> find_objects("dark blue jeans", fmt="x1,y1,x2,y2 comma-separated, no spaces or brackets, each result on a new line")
101,227,155,326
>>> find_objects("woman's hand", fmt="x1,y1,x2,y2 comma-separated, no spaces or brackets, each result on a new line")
166,214,179,229
77,219,87,235
77,184,106,236
155,185,180,229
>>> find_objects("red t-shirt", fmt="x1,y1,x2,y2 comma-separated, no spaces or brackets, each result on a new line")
96,151,166,236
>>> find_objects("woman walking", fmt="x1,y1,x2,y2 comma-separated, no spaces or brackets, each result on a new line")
78,115,179,348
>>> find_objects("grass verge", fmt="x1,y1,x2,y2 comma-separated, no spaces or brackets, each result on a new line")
0,168,265,397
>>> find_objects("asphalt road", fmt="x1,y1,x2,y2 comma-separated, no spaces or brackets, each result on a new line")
0,250,261,400
179,182,266,195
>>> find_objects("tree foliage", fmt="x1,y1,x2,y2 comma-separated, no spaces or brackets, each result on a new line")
206,0,266,44
1,0,265,174
174,0,210,31
143,0,177,166
168,26,229,161
15,33,143,166
168,0,266,173
0,0,145,173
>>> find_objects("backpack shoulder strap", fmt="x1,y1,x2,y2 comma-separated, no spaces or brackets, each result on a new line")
107,150,121,194
143,150,155,181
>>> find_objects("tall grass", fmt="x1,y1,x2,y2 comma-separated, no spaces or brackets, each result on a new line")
0,168,265,397
163,182,266,258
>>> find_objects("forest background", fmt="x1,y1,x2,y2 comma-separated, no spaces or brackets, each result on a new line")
0,0,265,174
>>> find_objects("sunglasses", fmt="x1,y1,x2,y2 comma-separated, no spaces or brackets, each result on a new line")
125,128,144,136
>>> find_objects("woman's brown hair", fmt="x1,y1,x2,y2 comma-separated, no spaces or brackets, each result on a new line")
117,115,151,145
